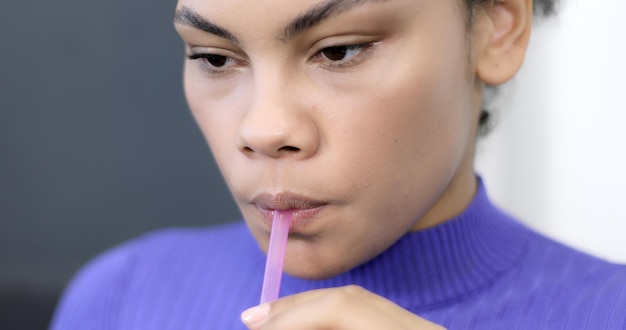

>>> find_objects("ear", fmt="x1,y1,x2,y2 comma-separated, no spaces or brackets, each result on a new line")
474,0,533,85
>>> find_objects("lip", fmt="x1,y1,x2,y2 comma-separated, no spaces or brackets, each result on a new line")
250,192,329,230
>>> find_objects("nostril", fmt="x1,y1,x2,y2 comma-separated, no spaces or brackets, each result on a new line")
278,146,300,152
240,145,300,156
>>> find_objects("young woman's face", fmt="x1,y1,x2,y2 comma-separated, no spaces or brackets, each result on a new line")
175,0,484,279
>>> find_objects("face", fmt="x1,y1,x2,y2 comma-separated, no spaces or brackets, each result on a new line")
175,0,484,279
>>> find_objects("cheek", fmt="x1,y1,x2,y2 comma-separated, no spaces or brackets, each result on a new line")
183,65,245,182
332,57,470,165
325,44,473,224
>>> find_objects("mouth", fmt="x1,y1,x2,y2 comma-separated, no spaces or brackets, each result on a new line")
250,192,329,230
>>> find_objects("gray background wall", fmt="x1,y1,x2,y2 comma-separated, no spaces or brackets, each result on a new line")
0,1,239,328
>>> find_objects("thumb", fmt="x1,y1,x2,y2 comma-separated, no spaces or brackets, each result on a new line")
241,303,271,329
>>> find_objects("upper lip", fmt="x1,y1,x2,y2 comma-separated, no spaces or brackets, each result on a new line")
251,192,327,210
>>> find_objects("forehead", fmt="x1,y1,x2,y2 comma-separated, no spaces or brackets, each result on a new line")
174,0,406,45
176,0,388,17
174,0,466,44
176,0,391,28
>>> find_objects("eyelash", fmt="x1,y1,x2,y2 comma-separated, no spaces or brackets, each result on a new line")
186,53,242,75
186,41,378,75
311,42,377,69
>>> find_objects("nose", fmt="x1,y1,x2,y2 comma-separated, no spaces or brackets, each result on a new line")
236,76,320,160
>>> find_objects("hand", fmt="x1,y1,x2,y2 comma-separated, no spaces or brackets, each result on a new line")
241,285,446,330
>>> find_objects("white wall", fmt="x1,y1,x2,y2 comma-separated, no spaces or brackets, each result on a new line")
476,0,626,263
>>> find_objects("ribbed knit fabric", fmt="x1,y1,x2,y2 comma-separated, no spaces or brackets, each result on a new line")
51,181,626,329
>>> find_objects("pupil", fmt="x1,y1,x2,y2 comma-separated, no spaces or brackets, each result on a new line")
206,55,227,67
322,46,347,61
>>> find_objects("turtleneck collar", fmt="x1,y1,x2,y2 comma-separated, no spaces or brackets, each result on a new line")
280,178,531,311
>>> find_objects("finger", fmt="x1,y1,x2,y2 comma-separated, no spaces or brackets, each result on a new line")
269,285,414,322
261,286,393,330
269,286,348,313
241,288,331,329
242,286,443,329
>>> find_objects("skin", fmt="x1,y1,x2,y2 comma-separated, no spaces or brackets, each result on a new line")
174,0,532,328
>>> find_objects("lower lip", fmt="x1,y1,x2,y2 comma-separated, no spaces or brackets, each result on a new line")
255,206,326,231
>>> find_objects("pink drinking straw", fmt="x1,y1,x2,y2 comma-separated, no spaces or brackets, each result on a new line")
259,210,292,304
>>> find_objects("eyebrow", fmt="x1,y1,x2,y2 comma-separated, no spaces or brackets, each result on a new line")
173,6,239,43
174,0,385,43
281,0,385,41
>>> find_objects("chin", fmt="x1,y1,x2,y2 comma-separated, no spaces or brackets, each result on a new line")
283,258,356,281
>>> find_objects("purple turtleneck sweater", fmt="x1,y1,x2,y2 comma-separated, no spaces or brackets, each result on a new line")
51,182,626,329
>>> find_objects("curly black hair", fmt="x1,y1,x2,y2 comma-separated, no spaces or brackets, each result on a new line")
467,0,557,16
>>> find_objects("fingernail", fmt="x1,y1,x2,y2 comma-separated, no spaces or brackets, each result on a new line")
241,303,270,326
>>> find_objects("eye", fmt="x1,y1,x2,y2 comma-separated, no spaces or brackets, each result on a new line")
312,42,376,69
320,44,364,62
188,53,233,69
186,49,248,76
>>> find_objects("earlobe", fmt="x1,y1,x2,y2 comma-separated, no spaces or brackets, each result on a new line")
476,0,533,85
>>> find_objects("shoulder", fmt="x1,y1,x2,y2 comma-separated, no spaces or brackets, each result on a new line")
514,231,626,327
50,235,138,329
50,221,259,329
454,228,626,329
515,229,626,291
522,231,626,281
